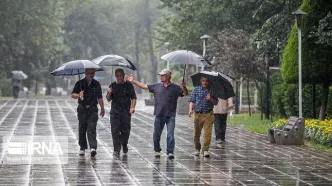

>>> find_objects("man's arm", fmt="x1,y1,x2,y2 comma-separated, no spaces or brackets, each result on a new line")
132,80,148,90
181,82,188,96
71,93,80,99
228,97,234,110
71,82,82,99
125,75,148,90
131,99,137,108
106,87,112,102
205,94,218,105
130,99,137,114
210,98,218,106
188,88,196,117
98,98,105,117
189,102,195,117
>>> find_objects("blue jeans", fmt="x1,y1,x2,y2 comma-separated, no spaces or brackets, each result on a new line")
153,116,175,154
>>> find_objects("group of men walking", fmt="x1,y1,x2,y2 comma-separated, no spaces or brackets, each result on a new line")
71,68,232,159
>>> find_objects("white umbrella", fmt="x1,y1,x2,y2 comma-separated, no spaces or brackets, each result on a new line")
92,55,136,70
161,50,211,81
161,50,210,66
12,71,28,80
50,60,104,76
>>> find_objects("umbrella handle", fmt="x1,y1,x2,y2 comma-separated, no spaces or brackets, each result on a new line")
182,64,186,82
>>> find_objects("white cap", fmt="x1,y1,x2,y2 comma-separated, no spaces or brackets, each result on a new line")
158,69,172,75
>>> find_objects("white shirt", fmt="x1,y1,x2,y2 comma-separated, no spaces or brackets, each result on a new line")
213,97,233,114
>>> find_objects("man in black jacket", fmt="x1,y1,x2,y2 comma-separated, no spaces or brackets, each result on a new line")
106,68,137,156
71,68,105,157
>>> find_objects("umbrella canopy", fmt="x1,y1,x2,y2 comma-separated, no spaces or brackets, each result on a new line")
191,71,235,100
12,71,28,80
50,60,104,76
92,55,137,71
161,50,211,66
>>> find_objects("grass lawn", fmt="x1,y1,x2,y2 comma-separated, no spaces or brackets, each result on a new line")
228,113,272,134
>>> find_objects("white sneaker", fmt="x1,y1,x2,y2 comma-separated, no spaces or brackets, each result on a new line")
79,150,85,156
203,151,210,157
168,153,174,159
155,152,161,157
194,150,200,156
216,139,222,144
90,148,97,157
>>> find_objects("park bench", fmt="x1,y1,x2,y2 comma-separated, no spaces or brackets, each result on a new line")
268,116,305,145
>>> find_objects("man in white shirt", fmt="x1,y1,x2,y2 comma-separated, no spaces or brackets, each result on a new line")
213,97,233,143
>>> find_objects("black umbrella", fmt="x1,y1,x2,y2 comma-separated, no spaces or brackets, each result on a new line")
191,71,235,100
50,60,104,76
12,71,28,80
50,60,104,101
92,55,137,70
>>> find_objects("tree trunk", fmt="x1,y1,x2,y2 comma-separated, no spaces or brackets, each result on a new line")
235,80,240,114
144,0,158,83
312,83,316,118
46,60,56,95
254,80,263,120
319,82,329,120
35,81,38,95
247,78,251,116
134,22,142,94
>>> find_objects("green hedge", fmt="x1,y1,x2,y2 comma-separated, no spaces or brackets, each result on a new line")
0,78,13,97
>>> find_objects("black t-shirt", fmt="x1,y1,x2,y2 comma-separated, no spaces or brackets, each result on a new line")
72,78,102,105
107,81,137,111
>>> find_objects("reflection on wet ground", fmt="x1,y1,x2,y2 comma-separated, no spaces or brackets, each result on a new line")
0,98,332,185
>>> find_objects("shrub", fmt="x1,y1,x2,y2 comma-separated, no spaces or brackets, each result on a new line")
0,78,13,97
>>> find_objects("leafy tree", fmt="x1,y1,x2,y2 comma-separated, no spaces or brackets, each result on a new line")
282,0,332,119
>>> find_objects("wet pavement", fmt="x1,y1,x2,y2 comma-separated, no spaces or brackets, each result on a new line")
1,98,332,185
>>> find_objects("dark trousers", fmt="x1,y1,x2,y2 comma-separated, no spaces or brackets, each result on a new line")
214,114,228,140
77,105,98,149
110,111,131,152
13,86,19,99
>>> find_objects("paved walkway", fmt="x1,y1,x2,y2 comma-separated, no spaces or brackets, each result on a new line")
0,98,332,185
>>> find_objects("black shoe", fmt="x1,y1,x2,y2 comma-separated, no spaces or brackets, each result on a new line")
123,145,128,154
90,149,97,157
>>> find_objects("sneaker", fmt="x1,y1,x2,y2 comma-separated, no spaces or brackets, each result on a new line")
79,149,85,156
194,150,200,156
216,139,222,144
90,148,97,157
123,145,128,155
113,151,120,157
168,153,174,159
155,152,161,157
203,151,210,158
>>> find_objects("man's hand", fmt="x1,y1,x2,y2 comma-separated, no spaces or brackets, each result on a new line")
205,93,211,101
107,87,112,96
100,109,105,117
125,74,134,82
79,91,84,97
130,107,135,114
181,81,186,88
188,110,194,117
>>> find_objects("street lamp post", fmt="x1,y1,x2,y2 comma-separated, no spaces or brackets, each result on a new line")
164,42,170,69
200,34,211,71
292,9,307,118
